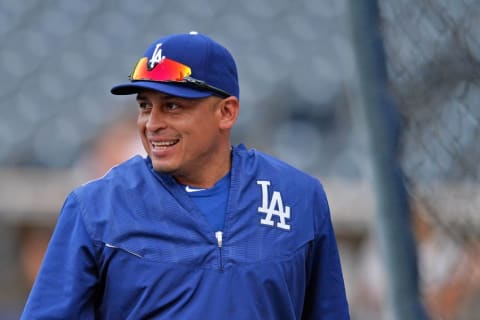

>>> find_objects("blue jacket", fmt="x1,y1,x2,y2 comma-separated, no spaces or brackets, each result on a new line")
22,145,349,319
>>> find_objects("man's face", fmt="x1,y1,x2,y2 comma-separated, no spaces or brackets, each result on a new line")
136,89,225,182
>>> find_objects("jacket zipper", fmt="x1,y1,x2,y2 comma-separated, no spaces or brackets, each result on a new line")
215,231,224,271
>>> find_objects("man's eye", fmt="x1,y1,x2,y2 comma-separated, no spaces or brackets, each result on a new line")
138,102,150,109
166,103,180,111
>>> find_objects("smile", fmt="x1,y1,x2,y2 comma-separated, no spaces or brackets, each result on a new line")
151,140,179,150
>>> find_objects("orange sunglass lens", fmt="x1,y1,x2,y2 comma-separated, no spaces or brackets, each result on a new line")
130,57,191,82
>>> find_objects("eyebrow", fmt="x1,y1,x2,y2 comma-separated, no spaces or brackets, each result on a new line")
136,94,146,101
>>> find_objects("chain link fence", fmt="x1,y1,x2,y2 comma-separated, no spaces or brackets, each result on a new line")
381,0,480,243
380,1,480,318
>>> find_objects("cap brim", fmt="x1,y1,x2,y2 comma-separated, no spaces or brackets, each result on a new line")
110,81,213,98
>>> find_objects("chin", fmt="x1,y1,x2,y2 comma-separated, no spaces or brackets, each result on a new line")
151,161,177,174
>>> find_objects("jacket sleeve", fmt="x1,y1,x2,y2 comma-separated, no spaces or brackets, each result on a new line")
302,182,350,320
21,192,99,319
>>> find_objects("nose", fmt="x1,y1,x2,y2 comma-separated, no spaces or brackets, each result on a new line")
145,106,167,132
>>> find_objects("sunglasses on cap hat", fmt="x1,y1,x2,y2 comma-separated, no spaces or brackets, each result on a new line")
129,57,232,98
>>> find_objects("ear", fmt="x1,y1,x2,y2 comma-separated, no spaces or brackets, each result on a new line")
218,96,239,130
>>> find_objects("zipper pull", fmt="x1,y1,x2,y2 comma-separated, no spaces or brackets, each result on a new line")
215,231,223,248
215,231,224,271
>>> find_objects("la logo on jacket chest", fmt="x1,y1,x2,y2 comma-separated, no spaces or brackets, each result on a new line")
257,180,291,230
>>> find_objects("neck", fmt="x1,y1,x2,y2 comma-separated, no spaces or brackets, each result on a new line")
173,145,232,188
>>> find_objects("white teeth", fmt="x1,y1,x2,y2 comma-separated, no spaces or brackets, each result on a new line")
151,141,177,148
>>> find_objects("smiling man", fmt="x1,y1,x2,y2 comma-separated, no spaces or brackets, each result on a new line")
21,32,350,319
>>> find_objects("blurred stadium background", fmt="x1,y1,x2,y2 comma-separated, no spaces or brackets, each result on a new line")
0,0,479,319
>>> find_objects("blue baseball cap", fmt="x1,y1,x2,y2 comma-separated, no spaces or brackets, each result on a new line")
111,32,239,99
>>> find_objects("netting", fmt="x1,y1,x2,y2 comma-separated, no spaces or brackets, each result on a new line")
380,0,480,242
379,1,480,318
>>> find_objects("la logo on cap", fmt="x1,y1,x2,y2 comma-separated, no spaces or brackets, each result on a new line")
149,43,164,70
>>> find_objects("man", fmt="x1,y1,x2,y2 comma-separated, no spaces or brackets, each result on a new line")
22,32,350,319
